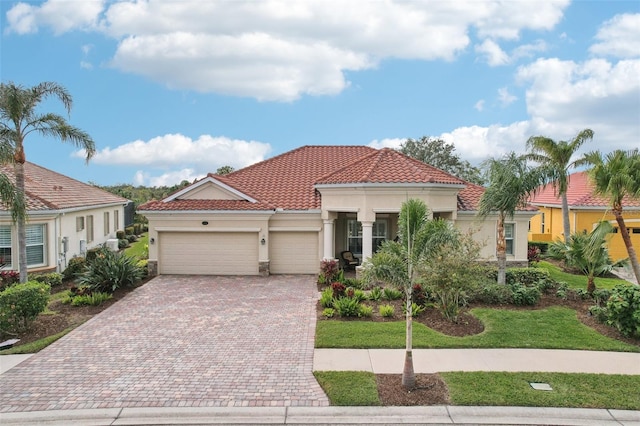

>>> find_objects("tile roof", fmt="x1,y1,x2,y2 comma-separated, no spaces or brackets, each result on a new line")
0,162,128,212
139,145,490,212
529,171,640,208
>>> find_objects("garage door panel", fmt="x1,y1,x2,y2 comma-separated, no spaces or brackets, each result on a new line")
160,232,258,275
270,232,318,274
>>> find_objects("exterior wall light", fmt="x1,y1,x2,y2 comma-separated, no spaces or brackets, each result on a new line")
150,238,155,244
202,221,209,225
261,237,266,245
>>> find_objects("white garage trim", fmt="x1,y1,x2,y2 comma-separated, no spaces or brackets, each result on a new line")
159,232,259,275
269,231,319,274
155,227,261,232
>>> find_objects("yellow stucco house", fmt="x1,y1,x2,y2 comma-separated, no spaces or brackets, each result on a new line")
528,171,640,262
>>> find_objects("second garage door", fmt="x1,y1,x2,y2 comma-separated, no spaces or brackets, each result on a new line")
270,231,319,274
159,232,259,275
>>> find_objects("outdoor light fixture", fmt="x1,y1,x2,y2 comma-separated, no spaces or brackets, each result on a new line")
150,238,155,244
261,237,266,245
202,221,209,225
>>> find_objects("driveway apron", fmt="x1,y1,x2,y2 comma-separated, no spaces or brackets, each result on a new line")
0,275,329,412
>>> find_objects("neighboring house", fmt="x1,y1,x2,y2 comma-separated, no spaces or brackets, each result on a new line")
528,171,640,262
138,146,537,276
0,162,129,273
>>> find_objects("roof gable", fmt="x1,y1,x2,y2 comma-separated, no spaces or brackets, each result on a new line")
166,175,256,203
0,162,127,212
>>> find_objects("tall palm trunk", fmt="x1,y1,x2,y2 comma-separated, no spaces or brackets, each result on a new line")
561,193,571,243
14,161,27,283
402,286,415,389
587,274,596,294
496,213,507,285
613,208,640,284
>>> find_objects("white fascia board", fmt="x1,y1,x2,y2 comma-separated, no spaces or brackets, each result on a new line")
314,183,466,190
138,209,275,215
164,176,257,203
0,202,126,218
457,210,539,219
269,227,322,232
274,209,321,214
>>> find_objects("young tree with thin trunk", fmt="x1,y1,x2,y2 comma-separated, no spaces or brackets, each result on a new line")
584,149,640,285
363,199,458,388
0,82,95,282
477,152,545,285
525,129,593,243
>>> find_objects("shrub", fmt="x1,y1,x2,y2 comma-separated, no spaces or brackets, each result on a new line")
0,281,50,334
342,277,363,289
367,287,382,302
529,241,549,254
127,234,138,243
116,230,126,239
604,285,640,338
510,282,541,306
382,287,403,300
118,239,129,249
593,288,612,306
320,288,334,308
403,302,425,318
125,226,134,236
63,256,86,280
331,281,346,299
320,259,340,285
528,246,541,264
28,272,63,287
358,304,373,317
475,283,513,305
575,288,590,300
333,297,361,317
412,283,428,306
77,247,145,293
588,305,609,322
85,247,102,263
70,291,112,306
379,304,395,318
322,308,335,318
556,282,569,300
0,270,19,289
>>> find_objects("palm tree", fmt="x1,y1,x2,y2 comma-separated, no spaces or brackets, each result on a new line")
525,129,594,243
477,152,545,285
363,199,458,389
584,149,640,284
0,81,95,282
547,221,616,293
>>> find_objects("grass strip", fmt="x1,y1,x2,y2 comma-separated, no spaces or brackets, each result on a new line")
124,233,148,259
315,306,639,352
0,326,76,355
314,371,381,406
443,372,640,410
536,261,627,290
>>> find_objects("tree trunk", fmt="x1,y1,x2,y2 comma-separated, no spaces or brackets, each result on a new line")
496,214,507,285
15,161,27,283
561,193,571,243
587,274,596,294
614,210,640,285
402,287,415,389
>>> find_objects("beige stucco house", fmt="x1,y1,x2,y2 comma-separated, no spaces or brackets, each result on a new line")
139,146,536,276
0,162,129,274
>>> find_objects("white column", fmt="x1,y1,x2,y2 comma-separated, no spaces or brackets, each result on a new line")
361,221,373,263
323,219,334,259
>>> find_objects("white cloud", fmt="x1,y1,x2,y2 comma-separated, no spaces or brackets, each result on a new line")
517,57,640,150
74,134,271,185
368,138,405,149
590,13,640,59
133,168,203,187
474,100,485,111
5,0,104,35
6,0,570,101
80,61,93,70
498,87,517,106
475,39,509,66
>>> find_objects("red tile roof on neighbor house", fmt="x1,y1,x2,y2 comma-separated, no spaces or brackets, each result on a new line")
139,145,489,212
529,171,640,208
0,162,128,212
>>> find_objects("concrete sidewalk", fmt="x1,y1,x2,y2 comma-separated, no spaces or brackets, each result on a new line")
313,348,640,374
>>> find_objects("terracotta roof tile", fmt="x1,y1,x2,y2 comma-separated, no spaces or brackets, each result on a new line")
0,162,128,212
530,171,640,208
138,199,274,211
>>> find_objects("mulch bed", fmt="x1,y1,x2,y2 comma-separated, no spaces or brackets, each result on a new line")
377,374,450,405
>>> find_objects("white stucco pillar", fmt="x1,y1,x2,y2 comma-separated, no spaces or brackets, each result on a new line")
361,221,374,263
323,219,335,259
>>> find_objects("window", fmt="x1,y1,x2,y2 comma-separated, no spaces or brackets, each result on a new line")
76,216,84,232
504,223,515,255
0,226,12,267
540,213,545,233
633,228,640,234
346,219,388,255
26,224,46,267
114,210,119,231
104,211,110,236
87,215,94,243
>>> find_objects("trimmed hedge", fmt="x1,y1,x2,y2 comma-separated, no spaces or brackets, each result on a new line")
28,272,63,287
0,281,50,335
529,241,549,254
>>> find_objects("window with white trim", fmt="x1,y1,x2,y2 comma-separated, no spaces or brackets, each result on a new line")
26,224,46,267
505,223,515,256
76,216,84,232
0,226,12,268
104,211,110,236
87,215,94,243
114,210,119,231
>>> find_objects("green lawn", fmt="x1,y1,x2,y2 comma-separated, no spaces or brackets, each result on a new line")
536,261,627,290
316,306,639,352
124,233,148,259
314,371,640,409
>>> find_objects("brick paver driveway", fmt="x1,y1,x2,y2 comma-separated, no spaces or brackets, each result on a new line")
0,275,329,412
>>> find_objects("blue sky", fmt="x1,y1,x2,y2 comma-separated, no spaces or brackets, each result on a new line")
1,0,638,187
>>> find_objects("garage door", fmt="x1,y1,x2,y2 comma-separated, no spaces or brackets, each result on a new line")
270,231,319,274
159,232,259,275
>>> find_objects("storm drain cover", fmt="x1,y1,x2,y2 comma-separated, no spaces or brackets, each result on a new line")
529,382,553,391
